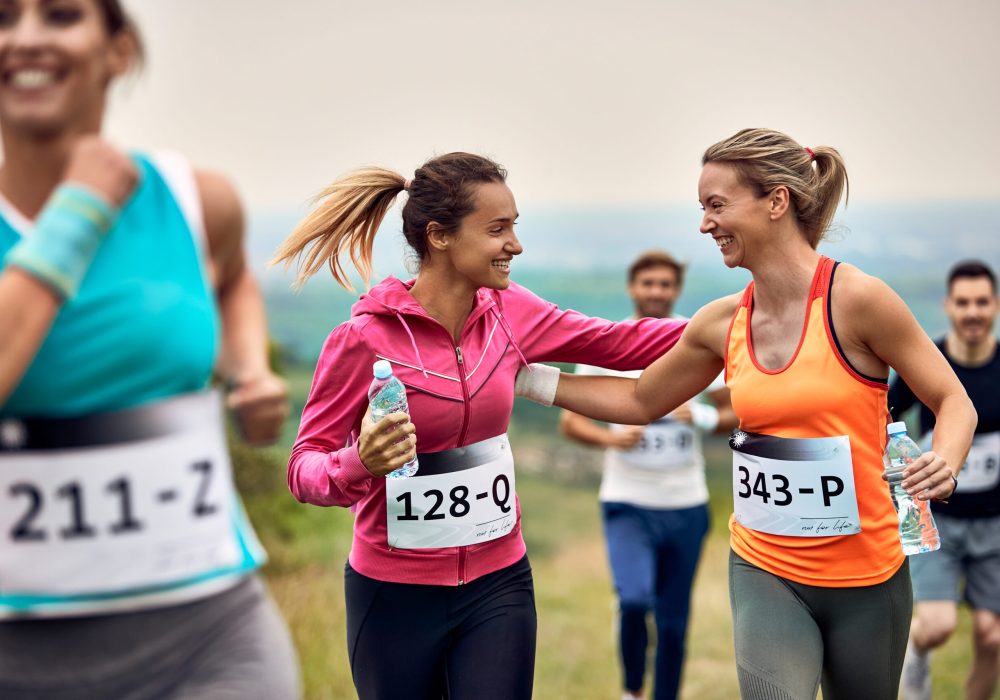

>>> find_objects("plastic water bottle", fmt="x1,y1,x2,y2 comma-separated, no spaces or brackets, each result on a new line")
882,421,940,555
368,360,418,478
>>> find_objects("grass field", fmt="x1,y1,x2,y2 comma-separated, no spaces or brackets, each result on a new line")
235,405,978,699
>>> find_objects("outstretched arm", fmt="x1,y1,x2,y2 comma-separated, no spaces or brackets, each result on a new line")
544,296,736,425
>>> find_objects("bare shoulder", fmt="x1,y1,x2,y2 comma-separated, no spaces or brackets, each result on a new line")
194,169,245,286
686,292,742,356
830,263,895,305
830,263,906,327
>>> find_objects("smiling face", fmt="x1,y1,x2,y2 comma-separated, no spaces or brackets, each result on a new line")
0,0,131,138
443,181,523,292
946,276,998,346
628,264,680,319
697,161,773,269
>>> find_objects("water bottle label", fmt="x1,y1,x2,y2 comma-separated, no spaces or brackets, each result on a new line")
616,418,696,470
385,434,516,549
955,431,1000,494
730,431,861,538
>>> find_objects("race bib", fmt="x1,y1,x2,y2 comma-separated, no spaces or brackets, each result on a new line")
386,434,516,549
956,432,1000,493
617,418,696,470
0,392,244,598
730,431,861,537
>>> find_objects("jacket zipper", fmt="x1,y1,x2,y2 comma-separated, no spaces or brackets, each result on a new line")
456,345,471,585
455,346,472,447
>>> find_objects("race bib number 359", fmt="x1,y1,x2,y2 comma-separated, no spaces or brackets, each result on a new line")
386,434,516,549
957,432,1000,493
730,431,861,538
617,419,695,470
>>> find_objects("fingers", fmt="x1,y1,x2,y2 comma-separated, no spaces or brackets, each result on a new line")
901,452,956,501
64,137,140,208
227,374,290,447
615,426,644,449
669,403,694,424
358,413,418,476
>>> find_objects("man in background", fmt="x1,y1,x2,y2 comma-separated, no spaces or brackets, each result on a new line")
560,250,736,700
892,260,1000,700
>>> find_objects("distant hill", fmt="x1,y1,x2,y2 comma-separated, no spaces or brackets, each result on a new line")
252,201,1000,362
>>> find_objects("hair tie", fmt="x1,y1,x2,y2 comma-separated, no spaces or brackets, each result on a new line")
403,179,413,191
805,147,816,161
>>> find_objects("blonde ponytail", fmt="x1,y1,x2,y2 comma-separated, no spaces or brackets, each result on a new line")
271,168,406,290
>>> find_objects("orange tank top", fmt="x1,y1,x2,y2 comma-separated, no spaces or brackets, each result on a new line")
725,256,904,587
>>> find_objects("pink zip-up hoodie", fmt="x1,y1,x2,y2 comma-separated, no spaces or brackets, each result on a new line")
288,277,687,585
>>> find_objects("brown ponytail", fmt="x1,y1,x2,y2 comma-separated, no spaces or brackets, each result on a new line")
272,153,507,290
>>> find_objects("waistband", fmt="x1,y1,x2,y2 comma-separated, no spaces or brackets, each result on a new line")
0,392,218,452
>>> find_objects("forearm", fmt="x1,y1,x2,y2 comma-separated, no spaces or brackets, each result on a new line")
552,374,653,424
1,176,128,404
714,405,739,434
929,392,978,475
216,266,271,382
559,411,619,448
0,269,61,403
288,442,373,507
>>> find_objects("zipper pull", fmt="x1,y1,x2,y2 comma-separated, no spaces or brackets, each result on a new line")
456,347,464,364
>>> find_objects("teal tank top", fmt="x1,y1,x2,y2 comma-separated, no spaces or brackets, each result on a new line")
0,153,218,417
0,154,264,616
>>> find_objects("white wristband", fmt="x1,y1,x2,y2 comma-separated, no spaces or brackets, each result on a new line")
514,363,560,406
689,402,720,433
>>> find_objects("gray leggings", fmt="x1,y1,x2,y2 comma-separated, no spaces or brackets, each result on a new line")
0,576,300,699
729,551,911,700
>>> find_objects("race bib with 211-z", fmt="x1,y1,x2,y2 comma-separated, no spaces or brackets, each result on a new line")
0,392,246,600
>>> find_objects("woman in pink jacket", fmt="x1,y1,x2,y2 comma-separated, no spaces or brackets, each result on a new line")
273,153,686,700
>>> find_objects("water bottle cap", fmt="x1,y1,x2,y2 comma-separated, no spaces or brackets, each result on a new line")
372,360,393,379
887,421,908,436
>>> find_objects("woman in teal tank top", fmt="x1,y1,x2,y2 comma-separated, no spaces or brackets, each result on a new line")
0,1,299,697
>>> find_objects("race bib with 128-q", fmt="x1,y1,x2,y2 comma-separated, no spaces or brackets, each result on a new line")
385,434,516,549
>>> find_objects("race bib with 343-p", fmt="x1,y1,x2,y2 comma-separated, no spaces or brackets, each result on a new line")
731,430,861,537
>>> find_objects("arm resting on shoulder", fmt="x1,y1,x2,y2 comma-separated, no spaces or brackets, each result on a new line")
501,283,687,369
551,300,731,425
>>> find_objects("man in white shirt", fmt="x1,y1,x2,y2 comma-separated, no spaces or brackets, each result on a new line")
560,250,735,700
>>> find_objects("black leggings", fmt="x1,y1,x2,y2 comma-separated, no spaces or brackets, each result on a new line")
729,551,912,700
345,555,536,700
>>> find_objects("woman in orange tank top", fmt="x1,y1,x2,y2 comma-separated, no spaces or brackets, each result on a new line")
517,128,977,698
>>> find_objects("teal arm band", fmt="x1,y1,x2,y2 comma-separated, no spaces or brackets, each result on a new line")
3,184,119,299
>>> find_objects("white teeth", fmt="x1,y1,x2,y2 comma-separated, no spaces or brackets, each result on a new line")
10,69,56,88
492,260,510,271
715,236,734,248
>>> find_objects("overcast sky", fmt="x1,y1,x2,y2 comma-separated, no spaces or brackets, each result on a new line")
107,1,1000,212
